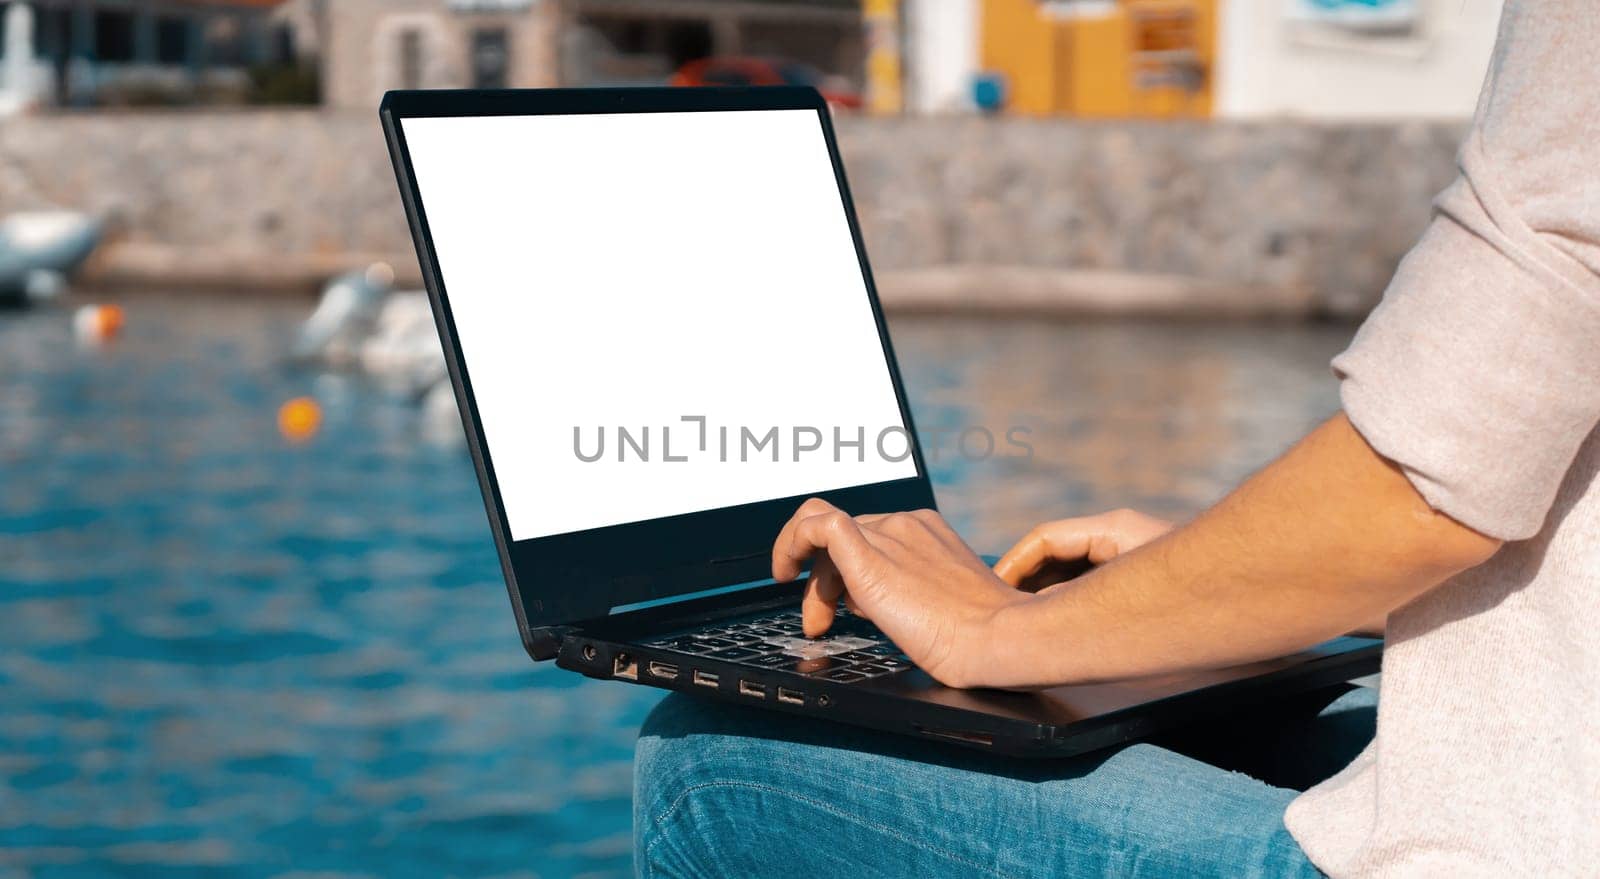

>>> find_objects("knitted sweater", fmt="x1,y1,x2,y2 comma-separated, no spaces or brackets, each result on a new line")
1284,2,1600,874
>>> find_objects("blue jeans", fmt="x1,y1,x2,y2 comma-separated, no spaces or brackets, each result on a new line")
634,685,1376,878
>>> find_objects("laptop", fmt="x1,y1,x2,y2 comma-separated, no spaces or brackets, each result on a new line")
379,86,1380,758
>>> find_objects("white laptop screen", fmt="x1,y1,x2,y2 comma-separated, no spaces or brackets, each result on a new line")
401,109,917,540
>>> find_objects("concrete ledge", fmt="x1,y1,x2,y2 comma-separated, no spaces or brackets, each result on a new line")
84,244,1322,320
874,265,1317,319
81,242,423,296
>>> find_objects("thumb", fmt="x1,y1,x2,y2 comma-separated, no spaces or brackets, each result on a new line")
993,513,1136,586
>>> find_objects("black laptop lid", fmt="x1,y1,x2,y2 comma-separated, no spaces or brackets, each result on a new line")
381,87,934,632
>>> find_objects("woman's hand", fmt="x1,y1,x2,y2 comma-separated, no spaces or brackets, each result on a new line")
771,498,1031,689
993,509,1175,592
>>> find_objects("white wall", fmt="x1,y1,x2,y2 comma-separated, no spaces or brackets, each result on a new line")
905,0,979,114
1216,0,1504,119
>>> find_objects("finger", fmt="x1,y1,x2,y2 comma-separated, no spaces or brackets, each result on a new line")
792,513,880,638
778,505,879,592
772,497,842,582
842,592,864,618
993,528,1064,587
801,554,846,637
833,519,873,618
993,518,1108,586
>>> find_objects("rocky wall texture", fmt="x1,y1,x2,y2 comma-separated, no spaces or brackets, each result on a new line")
0,110,1465,314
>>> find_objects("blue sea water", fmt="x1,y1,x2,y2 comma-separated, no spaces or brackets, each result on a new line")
0,298,1349,877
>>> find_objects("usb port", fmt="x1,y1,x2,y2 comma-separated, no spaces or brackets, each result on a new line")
612,653,638,681
692,670,720,688
738,680,767,699
647,661,679,680
776,687,804,706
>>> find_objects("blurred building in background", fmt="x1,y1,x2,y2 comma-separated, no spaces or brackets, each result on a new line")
0,0,1506,119
318,0,862,109
0,0,301,108
975,0,1214,117
0,0,1509,317
969,0,1502,119
1214,0,1502,119
318,0,559,107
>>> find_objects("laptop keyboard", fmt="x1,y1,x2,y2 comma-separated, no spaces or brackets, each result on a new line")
643,607,914,684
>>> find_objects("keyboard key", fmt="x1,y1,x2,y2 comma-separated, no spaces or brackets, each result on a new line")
786,656,846,676
876,657,911,671
853,662,895,677
710,646,762,660
691,637,738,650
743,653,792,669
777,639,855,660
823,669,866,683
864,644,899,656
838,650,880,663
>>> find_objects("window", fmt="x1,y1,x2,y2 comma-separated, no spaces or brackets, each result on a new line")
271,22,294,65
33,6,68,62
399,28,423,90
94,9,135,62
156,17,189,64
470,28,509,89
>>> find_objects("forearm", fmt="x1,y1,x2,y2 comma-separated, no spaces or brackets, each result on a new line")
982,414,1499,688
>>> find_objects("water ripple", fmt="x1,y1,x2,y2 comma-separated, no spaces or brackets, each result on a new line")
0,298,1346,877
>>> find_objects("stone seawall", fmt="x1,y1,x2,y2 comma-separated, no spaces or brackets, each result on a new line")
0,110,1465,316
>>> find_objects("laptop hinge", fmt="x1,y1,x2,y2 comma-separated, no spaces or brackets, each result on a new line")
524,626,572,662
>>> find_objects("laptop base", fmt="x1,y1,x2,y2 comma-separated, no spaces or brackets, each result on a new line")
557,594,1381,759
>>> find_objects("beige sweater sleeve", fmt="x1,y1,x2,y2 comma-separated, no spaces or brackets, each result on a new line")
1332,0,1600,541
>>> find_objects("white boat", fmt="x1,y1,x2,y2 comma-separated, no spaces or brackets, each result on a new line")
0,212,104,307
293,264,449,399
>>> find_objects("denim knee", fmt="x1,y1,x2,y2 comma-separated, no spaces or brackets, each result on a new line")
633,696,759,877
634,694,863,877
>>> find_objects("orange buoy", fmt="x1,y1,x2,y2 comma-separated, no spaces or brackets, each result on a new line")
277,396,323,443
73,304,125,344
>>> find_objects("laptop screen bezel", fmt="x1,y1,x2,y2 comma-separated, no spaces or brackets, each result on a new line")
380,86,935,636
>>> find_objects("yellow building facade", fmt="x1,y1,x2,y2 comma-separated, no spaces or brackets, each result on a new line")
980,0,1215,118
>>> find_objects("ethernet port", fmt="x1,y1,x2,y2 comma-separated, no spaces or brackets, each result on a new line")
612,652,638,681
